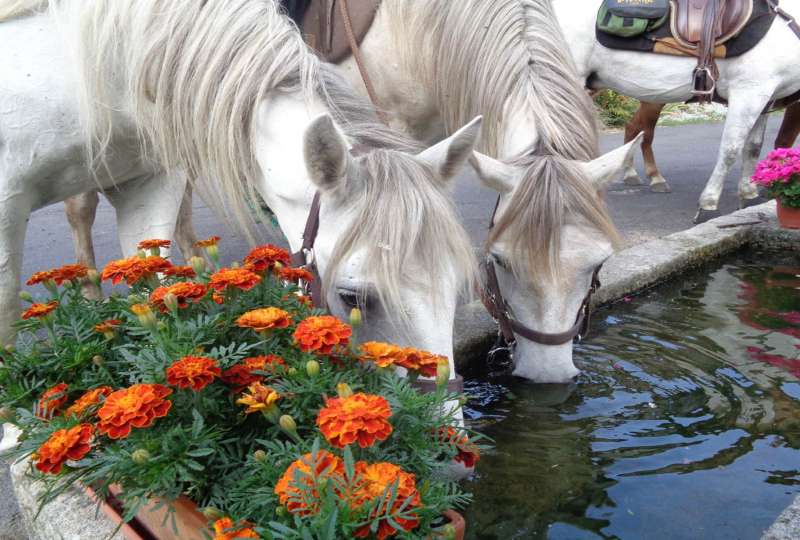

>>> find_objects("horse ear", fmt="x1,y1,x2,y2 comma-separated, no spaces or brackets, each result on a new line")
304,114,352,192
582,132,643,188
417,116,483,181
469,152,516,193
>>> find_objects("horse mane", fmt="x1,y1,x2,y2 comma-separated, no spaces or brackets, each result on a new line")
388,0,616,282
55,0,475,315
0,0,47,21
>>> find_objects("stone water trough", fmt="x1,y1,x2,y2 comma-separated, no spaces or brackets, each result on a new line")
2,200,799,540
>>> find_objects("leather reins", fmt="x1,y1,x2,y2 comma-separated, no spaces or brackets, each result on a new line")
479,194,604,365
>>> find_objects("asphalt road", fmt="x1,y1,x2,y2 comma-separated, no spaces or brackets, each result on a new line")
20,117,783,288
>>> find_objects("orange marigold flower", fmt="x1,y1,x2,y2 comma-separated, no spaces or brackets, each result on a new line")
137,239,171,250
221,355,286,391
243,244,291,273
212,517,260,540
277,267,314,282
236,382,281,414
360,342,405,368
397,348,446,378
149,282,207,312
352,462,421,540
101,256,173,285
236,307,292,332
94,319,122,336
208,268,261,293
65,386,113,418
22,301,58,320
163,265,196,278
26,270,55,286
293,315,352,355
274,450,345,516
35,424,93,474
316,393,392,448
49,263,89,285
195,235,221,248
36,383,68,417
435,426,481,468
166,355,221,391
97,384,172,439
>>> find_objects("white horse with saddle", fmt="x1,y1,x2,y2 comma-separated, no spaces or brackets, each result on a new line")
554,0,800,222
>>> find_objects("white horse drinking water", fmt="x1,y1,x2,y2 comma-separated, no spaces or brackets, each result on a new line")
330,0,642,382
0,0,483,391
552,0,800,222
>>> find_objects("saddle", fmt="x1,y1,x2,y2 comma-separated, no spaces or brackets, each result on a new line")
284,0,381,63
668,0,753,99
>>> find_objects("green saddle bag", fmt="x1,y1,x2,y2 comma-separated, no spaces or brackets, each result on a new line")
597,0,669,38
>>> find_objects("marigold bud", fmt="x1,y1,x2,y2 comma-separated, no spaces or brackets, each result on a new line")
273,261,284,272
131,303,157,330
206,244,219,261
253,449,267,462
202,507,223,520
87,269,101,286
458,395,468,407
336,382,353,399
305,360,320,377
149,247,160,257
44,280,58,295
440,524,457,540
5,344,13,353
137,250,147,259
288,367,298,377
0,407,15,423
131,448,150,465
19,291,33,302
162,292,179,313
275,506,287,517
190,256,206,275
349,307,362,328
279,414,297,434
436,361,450,388
92,355,104,366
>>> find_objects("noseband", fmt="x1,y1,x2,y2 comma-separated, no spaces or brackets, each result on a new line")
479,194,604,365
290,191,325,308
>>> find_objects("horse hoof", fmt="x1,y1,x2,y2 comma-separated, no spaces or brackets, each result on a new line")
739,196,768,210
650,182,672,193
693,207,720,224
623,173,644,186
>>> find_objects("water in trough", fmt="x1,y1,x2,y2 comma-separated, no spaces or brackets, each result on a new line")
463,248,800,539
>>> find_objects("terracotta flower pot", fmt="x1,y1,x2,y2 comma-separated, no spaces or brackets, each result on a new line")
777,199,800,229
90,486,466,540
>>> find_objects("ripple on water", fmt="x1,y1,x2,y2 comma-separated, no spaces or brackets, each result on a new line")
462,250,800,540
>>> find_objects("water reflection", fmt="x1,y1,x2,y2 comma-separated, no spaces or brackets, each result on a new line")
463,250,800,540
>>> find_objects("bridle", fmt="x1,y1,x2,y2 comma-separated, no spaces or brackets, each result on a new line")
479,194,604,367
289,191,325,308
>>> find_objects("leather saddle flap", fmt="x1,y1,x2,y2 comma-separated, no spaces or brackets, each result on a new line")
300,0,381,63
673,0,752,44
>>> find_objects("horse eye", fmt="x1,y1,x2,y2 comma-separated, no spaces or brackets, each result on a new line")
337,289,373,311
491,253,509,270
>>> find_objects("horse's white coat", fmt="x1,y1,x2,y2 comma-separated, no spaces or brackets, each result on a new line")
0,14,185,339
552,0,800,211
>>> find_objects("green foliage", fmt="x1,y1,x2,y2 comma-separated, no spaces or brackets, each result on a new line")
0,244,488,539
593,90,640,128
768,180,800,208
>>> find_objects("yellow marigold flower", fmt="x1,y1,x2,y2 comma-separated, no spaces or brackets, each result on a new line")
236,382,281,415
360,342,405,368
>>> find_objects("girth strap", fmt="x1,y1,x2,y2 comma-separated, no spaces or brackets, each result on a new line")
766,0,800,38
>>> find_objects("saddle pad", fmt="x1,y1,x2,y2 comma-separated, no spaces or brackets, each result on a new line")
596,0,775,58
299,0,381,63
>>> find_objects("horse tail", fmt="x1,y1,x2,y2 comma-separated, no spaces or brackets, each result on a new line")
0,0,47,22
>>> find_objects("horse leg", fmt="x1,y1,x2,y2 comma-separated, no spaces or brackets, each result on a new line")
0,196,32,343
64,191,102,299
774,102,800,149
104,171,187,257
694,91,774,223
738,112,769,208
173,184,202,262
625,102,669,191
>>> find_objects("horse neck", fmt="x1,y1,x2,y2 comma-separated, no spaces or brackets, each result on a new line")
252,92,330,253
